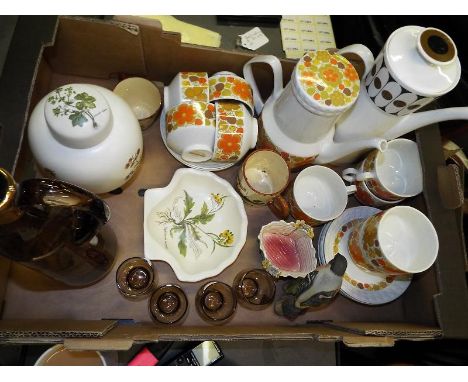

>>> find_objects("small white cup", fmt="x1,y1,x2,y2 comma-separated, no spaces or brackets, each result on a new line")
269,165,356,226
166,101,216,163
164,72,209,111
212,101,258,163
342,139,423,201
113,77,161,130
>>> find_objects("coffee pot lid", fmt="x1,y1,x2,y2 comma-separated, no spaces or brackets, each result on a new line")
44,84,112,149
293,50,361,113
384,26,461,97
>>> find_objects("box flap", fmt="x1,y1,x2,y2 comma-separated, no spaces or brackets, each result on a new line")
0,319,117,339
63,323,397,351
320,322,442,339
416,125,468,339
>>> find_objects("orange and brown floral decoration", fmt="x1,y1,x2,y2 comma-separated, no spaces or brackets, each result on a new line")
297,50,360,108
180,72,209,103
209,75,254,111
166,102,215,133
212,102,244,162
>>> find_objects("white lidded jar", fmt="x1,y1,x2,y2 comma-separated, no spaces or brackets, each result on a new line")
28,84,144,194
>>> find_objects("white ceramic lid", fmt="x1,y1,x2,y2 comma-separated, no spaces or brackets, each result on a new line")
384,26,461,97
44,84,112,149
293,50,360,114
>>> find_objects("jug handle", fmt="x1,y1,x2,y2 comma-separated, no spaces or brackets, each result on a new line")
243,55,284,115
337,44,374,80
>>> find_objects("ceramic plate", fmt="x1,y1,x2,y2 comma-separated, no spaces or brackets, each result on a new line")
144,168,248,282
317,206,412,305
160,88,236,172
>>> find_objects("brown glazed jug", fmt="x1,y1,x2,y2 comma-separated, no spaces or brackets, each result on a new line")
0,168,116,287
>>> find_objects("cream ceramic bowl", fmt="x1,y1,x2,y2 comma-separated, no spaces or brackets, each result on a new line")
28,83,143,194
144,168,248,282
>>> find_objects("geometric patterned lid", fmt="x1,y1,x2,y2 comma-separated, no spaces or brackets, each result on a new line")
294,50,360,112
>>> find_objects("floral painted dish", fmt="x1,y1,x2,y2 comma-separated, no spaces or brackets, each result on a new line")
144,168,248,282
317,206,412,305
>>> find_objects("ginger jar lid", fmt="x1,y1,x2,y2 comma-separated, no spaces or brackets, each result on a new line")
384,26,461,97
44,84,112,149
293,50,361,114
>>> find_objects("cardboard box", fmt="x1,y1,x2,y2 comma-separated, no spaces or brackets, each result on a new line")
1,16,467,350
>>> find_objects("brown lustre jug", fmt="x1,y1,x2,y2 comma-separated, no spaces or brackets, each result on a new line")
0,168,116,287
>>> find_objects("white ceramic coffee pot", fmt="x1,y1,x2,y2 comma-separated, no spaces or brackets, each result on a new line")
28,84,144,194
243,45,387,168
334,26,468,143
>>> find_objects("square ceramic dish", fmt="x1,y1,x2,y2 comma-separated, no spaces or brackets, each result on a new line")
144,168,248,282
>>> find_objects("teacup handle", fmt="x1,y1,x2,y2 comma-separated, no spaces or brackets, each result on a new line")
243,55,284,115
342,168,375,183
267,195,290,220
337,44,375,80
346,185,357,195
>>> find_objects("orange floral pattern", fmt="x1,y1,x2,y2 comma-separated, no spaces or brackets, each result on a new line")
212,101,244,162
359,213,405,275
297,50,360,108
166,102,215,133
363,150,403,201
209,75,254,112
180,72,209,102
334,220,395,291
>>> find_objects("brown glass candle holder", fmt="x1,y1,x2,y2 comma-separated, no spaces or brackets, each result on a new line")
196,281,237,325
233,268,276,310
116,257,156,298
149,284,188,325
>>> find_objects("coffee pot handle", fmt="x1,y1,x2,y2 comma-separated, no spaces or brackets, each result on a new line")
337,44,374,80
243,55,284,115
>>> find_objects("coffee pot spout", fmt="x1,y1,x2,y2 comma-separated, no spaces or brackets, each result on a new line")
315,137,388,165
383,107,468,140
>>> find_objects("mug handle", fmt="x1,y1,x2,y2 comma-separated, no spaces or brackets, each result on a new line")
346,184,358,195
243,55,284,115
342,168,375,183
337,44,375,80
267,195,290,220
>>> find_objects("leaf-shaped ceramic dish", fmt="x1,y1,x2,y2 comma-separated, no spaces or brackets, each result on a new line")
144,168,248,282
259,220,317,278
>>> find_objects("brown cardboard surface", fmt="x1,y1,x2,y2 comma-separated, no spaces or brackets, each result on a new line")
2,16,465,344
1,74,419,328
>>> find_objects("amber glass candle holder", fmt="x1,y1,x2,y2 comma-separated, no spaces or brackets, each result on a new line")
116,257,156,298
149,284,188,325
196,281,237,325
233,268,276,310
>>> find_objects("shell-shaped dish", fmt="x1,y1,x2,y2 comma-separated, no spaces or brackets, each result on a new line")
259,220,317,278
144,168,248,282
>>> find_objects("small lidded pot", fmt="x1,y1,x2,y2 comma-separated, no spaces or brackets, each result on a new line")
116,257,156,298
196,281,237,325
149,284,188,325
233,269,276,310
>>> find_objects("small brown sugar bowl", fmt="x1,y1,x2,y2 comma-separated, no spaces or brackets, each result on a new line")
149,284,188,325
116,257,156,299
195,281,237,325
